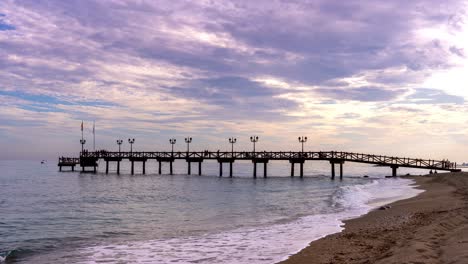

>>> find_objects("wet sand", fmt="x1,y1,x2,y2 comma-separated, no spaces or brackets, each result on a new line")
280,172,468,264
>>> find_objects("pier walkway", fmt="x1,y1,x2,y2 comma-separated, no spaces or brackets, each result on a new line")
58,151,460,179
57,157,80,171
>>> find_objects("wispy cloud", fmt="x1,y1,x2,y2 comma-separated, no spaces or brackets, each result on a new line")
0,0,467,160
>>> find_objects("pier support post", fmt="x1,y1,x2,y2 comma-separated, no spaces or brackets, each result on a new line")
300,163,304,178
198,162,202,175
131,161,134,175
264,163,267,178
187,161,191,175
291,163,295,177
219,162,223,177
158,161,162,174
391,165,398,177
59,166,62,172
340,162,343,180
142,161,146,175
117,161,120,174
331,163,335,180
253,162,257,178
105,161,109,174
230,162,233,177
170,161,173,175
93,165,97,174
82,166,85,172
71,166,74,172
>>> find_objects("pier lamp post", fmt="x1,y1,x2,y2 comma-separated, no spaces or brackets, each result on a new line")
80,139,86,153
169,138,176,155
250,136,259,152
298,136,307,153
185,137,192,153
116,139,123,153
128,138,135,154
229,137,237,154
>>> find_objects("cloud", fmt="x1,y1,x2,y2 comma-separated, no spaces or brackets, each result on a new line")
0,0,467,159
449,46,465,57
405,88,465,104
337,113,361,119
387,106,423,113
315,87,407,102
160,76,299,121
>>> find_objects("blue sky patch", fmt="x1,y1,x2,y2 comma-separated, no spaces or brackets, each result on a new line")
407,88,464,105
0,18,15,31
0,90,117,108
19,104,65,113
0,90,72,104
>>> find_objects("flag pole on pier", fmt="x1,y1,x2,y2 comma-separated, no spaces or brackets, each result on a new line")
80,120,85,153
93,121,95,151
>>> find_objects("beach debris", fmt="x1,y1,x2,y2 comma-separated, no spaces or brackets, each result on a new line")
379,205,392,210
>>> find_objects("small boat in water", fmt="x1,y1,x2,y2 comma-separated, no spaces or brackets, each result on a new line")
41,160,46,164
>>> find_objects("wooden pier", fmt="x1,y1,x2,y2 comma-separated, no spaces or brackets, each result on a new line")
57,157,80,171
58,151,460,178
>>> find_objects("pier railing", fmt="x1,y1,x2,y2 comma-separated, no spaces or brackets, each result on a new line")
78,150,457,171
58,157,80,165
57,157,80,171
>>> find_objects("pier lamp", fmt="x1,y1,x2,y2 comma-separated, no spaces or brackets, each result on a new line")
128,138,135,153
80,139,86,153
185,137,192,153
169,138,176,154
250,136,259,152
298,136,307,153
116,139,123,153
229,137,237,154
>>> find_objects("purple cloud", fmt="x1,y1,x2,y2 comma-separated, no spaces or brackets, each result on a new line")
315,87,407,102
0,0,466,159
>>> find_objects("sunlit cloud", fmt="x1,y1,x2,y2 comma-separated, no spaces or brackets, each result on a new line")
0,0,467,160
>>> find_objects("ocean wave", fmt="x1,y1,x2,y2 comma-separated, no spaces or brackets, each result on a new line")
77,178,423,264
78,213,345,264
331,178,423,212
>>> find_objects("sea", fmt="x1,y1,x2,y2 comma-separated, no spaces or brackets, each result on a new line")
0,159,428,264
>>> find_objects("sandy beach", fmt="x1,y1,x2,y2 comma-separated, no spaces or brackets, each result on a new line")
280,172,468,264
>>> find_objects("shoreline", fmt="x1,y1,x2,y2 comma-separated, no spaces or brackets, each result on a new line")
280,172,468,264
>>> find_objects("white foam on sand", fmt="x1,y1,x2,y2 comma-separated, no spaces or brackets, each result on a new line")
78,178,423,264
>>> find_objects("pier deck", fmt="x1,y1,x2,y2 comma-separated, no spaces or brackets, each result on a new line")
57,157,80,171
59,151,460,178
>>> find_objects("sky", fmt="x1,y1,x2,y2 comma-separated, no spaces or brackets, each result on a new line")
0,0,468,161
